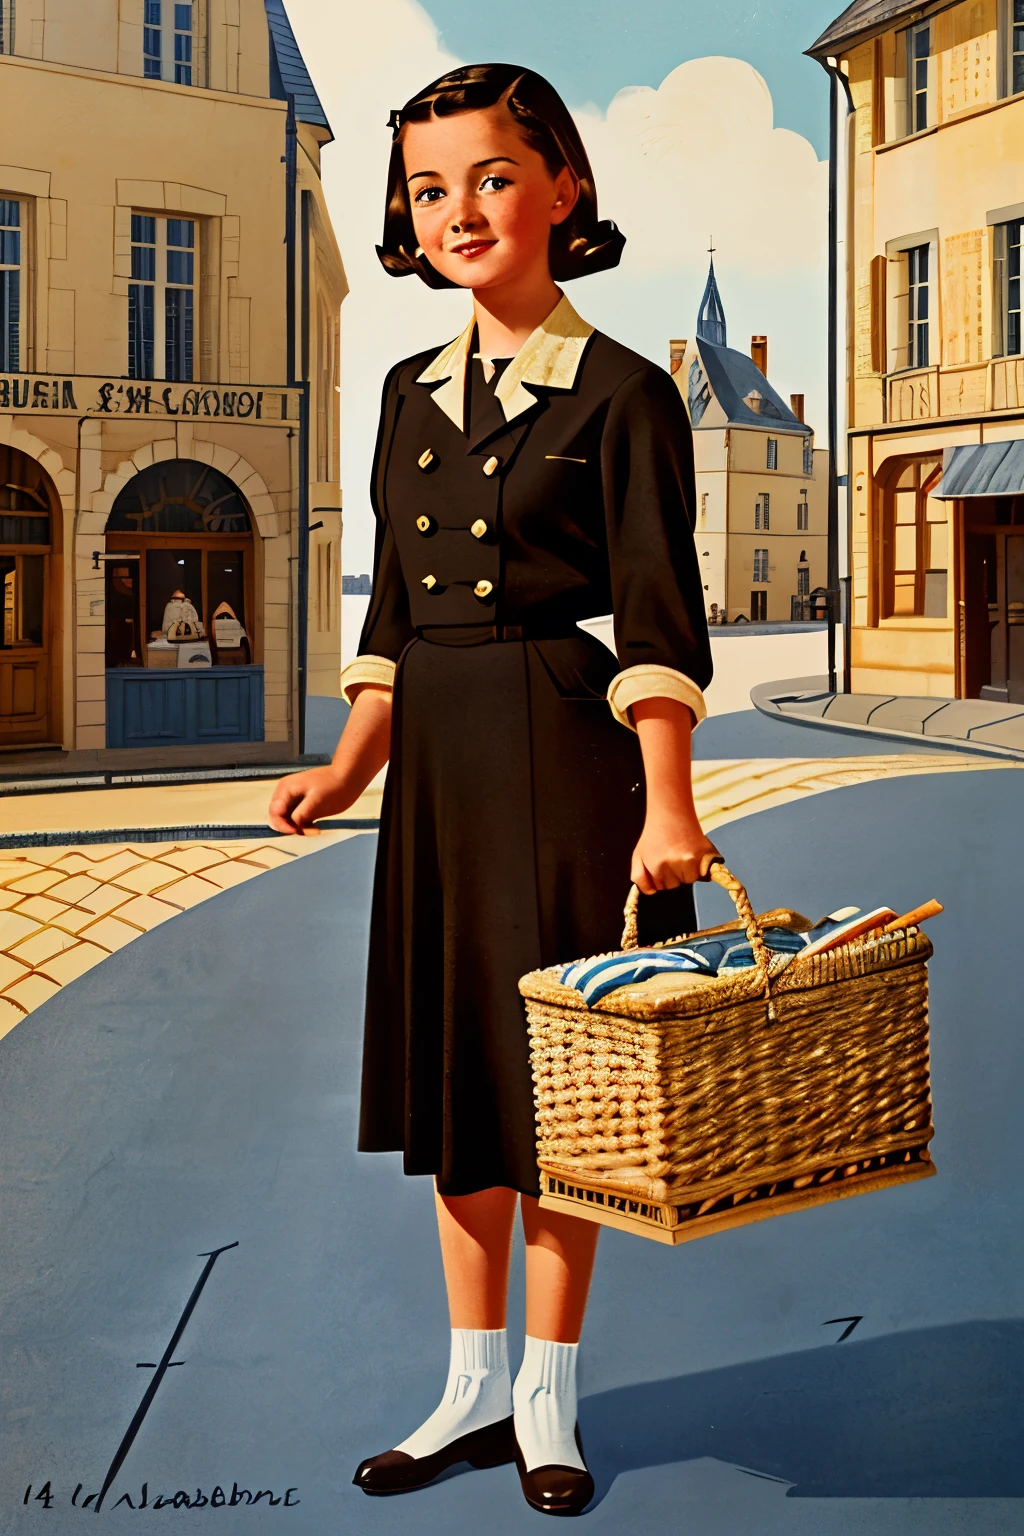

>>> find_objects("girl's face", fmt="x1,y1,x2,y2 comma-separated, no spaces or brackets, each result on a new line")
403,104,578,291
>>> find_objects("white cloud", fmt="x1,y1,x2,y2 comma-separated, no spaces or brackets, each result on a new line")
285,3,828,574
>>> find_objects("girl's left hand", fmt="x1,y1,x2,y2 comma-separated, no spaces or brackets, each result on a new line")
631,812,722,893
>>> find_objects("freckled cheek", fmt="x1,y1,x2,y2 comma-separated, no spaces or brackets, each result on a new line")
488,196,551,251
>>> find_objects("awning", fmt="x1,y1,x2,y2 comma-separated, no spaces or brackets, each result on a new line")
933,439,1024,498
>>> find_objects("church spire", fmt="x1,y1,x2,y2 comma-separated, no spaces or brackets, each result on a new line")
696,240,727,348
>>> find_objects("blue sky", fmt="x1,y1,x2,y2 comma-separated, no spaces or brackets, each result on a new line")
423,0,843,156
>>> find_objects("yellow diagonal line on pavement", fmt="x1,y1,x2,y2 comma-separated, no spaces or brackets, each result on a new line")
0,751,1012,1035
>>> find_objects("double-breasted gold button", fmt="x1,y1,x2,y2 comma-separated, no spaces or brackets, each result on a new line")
418,449,436,471
416,515,434,534
421,574,437,590
473,579,494,599
482,455,500,477
470,519,488,539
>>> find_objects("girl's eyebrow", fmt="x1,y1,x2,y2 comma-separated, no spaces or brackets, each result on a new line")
407,156,520,184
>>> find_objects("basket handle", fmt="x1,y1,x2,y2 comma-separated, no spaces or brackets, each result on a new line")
620,864,774,1002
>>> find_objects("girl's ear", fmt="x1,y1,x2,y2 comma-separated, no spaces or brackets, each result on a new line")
550,164,580,227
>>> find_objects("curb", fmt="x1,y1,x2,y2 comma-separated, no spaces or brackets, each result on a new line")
0,820,380,852
750,677,1024,763
0,759,331,798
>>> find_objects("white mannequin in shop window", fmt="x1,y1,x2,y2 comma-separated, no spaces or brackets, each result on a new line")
153,588,202,641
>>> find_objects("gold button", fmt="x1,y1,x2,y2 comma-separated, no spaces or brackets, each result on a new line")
473,579,493,599
470,519,488,539
482,455,500,477
416,515,431,533
421,574,437,590
418,449,435,470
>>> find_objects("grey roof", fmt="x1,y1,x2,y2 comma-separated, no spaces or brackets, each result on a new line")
807,1,927,57
934,440,1024,498
696,338,810,434
696,337,810,433
265,0,333,139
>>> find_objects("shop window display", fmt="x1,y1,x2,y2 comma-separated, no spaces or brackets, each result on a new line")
104,459,254,669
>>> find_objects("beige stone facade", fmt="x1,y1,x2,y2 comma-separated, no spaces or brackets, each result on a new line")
670,295,828,624
814,0,1024,698
0,0,346,763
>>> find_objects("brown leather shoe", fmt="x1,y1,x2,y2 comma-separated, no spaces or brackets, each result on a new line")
513,1424,595,1516
352,1415,515,1496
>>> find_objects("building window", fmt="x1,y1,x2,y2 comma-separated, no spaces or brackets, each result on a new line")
906,21,930,132
144,0,162,77
1011,0,1024,96
803,441,813,475
753,548,770,583
993,218,1022,357
105,460,254,669
750,591,767,621
907,244,930,368
797,495,809,531
884,459,946,617
766,438,778,470
797,565,810,597
755,493,770,531
143,1,194,85
129,214,196,381
0,198,22,372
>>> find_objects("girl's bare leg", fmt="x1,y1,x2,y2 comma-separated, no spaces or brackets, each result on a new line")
435,1184,519,1327
521,1194,599,1342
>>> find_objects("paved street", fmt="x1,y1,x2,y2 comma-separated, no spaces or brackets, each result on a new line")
0,714,1021,1534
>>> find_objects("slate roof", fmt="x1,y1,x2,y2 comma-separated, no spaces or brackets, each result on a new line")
807,1,930,58
265,0,333,139
696,338,810,435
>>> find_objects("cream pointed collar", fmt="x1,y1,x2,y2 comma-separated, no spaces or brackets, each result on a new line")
415,291,595,432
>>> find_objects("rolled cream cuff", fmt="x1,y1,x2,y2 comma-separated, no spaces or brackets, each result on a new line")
606,664,708,732
339,654,397,705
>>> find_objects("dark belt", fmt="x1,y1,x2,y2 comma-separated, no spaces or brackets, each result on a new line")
416,620,586,645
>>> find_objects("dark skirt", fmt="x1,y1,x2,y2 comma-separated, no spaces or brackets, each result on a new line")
356,627,697,1197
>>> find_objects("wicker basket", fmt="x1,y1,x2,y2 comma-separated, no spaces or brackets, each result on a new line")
519,865,936,1244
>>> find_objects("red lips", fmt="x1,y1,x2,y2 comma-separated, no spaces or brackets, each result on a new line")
451,240,497,258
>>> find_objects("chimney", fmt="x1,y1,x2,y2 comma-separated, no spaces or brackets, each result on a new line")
669,339,687,375
751,335,768,376
790,393,805,423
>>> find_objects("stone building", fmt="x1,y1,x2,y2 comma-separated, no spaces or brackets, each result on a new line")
0,0,345,764
670,258,829,624
809,0,1024,700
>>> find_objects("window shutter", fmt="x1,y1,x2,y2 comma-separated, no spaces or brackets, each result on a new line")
871,253,887,372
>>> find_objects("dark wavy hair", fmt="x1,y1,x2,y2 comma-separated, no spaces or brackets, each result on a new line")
376,63,625,289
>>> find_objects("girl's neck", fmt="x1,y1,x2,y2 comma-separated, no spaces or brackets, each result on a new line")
471,274,562,360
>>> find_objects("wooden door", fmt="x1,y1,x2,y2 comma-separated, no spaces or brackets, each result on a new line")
1,446,56,748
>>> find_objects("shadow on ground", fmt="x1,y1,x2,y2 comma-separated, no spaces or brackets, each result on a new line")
581,1319,1023,1506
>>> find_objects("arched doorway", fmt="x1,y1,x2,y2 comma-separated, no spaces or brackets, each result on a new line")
103,459,264,749
1,445,61,748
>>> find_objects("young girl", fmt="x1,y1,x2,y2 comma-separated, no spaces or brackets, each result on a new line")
268,63,719,1517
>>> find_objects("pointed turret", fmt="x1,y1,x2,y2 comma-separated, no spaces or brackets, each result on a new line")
696,254,727,348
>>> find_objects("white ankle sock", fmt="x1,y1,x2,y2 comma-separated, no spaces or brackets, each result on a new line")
512,1335,585,1472
394,1328,511,1459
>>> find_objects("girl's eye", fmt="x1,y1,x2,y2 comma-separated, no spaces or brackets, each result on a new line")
413,186,445,204
480,175,511,193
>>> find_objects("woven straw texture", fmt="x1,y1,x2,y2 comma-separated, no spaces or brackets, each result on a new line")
519,867,935,1208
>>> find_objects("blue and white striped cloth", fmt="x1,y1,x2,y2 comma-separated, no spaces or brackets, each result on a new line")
561,912,859,1007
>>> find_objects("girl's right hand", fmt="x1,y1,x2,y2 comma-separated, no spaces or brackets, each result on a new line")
267,766,358,836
